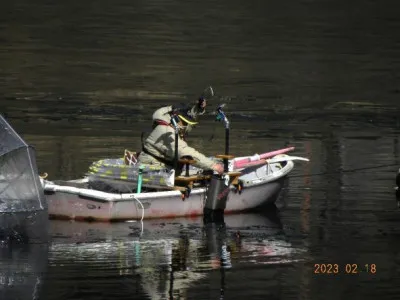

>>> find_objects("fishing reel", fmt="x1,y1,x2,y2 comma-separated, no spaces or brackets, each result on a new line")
180,187,191,201
233,180,244,194
215,104,229,125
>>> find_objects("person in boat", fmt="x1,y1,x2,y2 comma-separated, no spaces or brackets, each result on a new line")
151,86,212,136
138,98,224,175
151,93,207,136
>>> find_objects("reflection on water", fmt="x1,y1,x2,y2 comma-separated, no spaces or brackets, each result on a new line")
41,211,304,300
0,211,48,300
0,242,48,300
0,211,49,245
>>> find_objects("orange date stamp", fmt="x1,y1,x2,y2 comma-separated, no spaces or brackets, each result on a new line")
314,263,376,274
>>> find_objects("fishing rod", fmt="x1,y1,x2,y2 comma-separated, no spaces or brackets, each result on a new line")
215,104,230,172
170,114,180,173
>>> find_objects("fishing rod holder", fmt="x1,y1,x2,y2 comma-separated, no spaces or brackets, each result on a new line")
215,105,230,172
170,115,180,173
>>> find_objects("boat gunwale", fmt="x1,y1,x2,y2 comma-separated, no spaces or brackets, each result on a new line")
42,160,294,203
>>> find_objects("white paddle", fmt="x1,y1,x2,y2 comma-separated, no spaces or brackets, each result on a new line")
267,156,310,164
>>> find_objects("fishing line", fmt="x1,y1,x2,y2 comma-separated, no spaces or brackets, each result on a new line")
206,94,315,142
289,162,399,179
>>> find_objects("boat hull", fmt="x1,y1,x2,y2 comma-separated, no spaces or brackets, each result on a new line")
43,159,294,221
46,178,285,221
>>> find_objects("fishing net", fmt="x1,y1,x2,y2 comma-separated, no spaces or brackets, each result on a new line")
87,158,175,192
0,115,46,212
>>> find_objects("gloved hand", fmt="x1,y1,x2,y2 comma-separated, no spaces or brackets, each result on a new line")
198,86,213,111
198,97,207,110
212,163,224,175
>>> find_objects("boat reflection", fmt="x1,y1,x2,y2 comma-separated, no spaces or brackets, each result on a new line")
0,242,48,300
48,207,302,299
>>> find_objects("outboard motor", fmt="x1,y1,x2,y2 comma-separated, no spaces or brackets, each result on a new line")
204,174,231,221
203,105,237,223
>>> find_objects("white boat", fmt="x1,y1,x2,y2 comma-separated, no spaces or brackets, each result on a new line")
41,154,299,221
39,105,309,222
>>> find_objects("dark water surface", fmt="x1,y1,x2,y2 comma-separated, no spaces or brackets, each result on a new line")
2,0,400,299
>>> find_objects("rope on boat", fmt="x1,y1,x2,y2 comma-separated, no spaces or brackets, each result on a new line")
133,196,144,235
